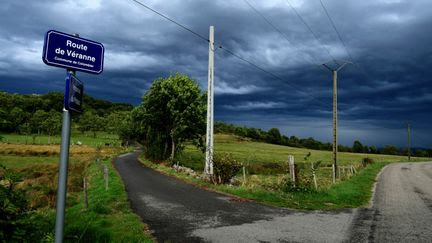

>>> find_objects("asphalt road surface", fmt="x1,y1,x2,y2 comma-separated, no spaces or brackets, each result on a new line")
114,151,432,242
349,161,432,242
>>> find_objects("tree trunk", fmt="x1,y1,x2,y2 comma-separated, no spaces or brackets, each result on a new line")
170,137,175,161
48,135,51,145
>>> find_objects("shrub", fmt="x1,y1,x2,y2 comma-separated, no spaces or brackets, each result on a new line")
362,157,374,167
213,153,242,184
0,164,47,242
280,175,315,193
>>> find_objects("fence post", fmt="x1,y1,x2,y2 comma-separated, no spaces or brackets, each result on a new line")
103,165,108,191
242,166,246,186
83,177,88,209
288,155,296,185
311,163,318,190
332,164,336,183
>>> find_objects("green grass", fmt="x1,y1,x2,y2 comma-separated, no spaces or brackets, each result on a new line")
1,131,120,147
142,133,430,210
0,155,59,168
0,144,154,242
177,134,429,172
59,156,154,242
141,156,387,210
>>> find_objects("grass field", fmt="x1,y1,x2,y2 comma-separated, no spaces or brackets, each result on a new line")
177,134,428,173
1,131,120,147
0,137,154,242
141,133,431,210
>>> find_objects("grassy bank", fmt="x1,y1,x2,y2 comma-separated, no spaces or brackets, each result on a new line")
140,133,429,210
0,141,153,242
140,157,387,210
177,134,428,173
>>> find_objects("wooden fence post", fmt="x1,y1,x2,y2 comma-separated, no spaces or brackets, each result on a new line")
103,165,108,191
311,163,318,190
83,177,88,209
288,155,296,185
332,164,336,183
242,166,246,186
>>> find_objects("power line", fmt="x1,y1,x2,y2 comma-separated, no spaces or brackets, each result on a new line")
284,0,336,63
318,0,373,85
130,0,209,43
218,46,328,106
318,0,354,63
129,0,329,107
243,0,323,68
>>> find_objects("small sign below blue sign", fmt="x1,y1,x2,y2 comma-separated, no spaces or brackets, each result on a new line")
65,73,84,113
43,30,104,74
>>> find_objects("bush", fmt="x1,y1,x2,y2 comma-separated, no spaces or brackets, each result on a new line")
0,164,47,242
362,157,374,167
281,177,315,193
213,153,242,184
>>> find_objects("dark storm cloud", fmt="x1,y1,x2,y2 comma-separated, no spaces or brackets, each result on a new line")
1,0,431,147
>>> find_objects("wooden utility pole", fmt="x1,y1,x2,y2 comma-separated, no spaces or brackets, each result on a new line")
323,61,351,183
407,123,411,161
205,26,215,176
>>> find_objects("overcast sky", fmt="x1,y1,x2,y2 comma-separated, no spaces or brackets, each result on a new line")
1,0,431,147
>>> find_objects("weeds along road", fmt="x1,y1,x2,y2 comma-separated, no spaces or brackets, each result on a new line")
114,151,432,242
349,161,432,242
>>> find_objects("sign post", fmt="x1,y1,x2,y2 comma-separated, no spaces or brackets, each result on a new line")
42,30,104,243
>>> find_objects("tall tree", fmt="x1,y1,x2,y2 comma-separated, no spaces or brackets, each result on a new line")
132,73,206,161
42,111,61,144
352,140,364,153
267,128,282,144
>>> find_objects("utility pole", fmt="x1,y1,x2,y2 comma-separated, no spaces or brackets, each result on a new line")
322,61,351,183
407,123,411,161
205,26,215,176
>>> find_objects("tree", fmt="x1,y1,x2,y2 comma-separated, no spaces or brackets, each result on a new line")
41,111,61,144
10,107,26,133
381,145,400,155
29,110,47,134
132,73,206,161
78,111,104,137
267,128,282,144
352,140,364,153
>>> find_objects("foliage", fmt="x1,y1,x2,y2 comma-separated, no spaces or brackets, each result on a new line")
0,91,133,137
0,164,44,242
361,157,374,167
132,73,206,160
0,143,153,242
213,121,431,157
78,111,105,137
352,140,364,153
213,153,243,184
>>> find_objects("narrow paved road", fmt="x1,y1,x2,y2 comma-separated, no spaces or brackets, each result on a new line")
114,151,432,242
114,151,354,242
349,161,432,242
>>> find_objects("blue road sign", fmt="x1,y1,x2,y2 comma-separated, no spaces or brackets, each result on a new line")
43,30,104,74
64,73,84,113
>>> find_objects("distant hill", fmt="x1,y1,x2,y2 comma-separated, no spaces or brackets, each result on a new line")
0,91,133,133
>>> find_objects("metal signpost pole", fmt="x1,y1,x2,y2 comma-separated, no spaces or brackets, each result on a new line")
54,68,75,243
205,26,215,176
42,30,103,243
